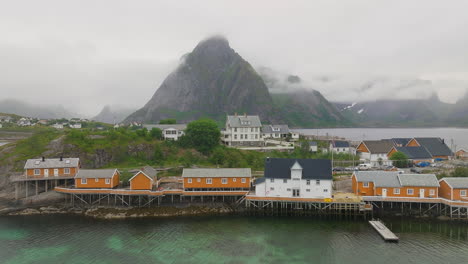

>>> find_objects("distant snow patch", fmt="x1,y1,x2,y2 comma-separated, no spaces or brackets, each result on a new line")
357,108,364,114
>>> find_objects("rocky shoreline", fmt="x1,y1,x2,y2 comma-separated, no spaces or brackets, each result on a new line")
2,204,235,219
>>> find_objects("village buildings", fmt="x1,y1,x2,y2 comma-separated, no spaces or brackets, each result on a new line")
330,140,355,155
357,140,394,167
182,168,252,191
75,169,120,189
406,137,453,160
221,114,264,147
352,171,439,198
255,158,332,199
24,157,80,178
129,166,158,190
439,178,468,201
143,124,187,141
261,124,290,139
387,146,433,165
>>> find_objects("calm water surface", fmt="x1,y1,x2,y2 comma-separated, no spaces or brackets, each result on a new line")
294,128,468,150
0,215,467,264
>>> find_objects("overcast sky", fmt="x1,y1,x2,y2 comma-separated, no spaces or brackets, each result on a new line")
1,0,468,116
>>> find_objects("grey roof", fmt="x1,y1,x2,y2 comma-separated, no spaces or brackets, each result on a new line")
24,158,80,169
354,171,439,187
353,171,401,187
332,140,350,148
394,147,432,159
262,125,290,134
143,124,187,130
264,158,332,180
361,140,394,154
75,169,118,179
398,174,439,187
441,177,468,189
413,138,453,157
391,138,412,147
130,166,157,182
227,115,261,127
182,168,252,178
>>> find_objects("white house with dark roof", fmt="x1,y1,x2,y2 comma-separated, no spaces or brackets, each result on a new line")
261,125,290,139
330,140,355,154
357,140,394,167
143,124,187,141
255,158,332,199
221,114,264,147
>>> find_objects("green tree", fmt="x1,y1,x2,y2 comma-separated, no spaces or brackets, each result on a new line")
153,143,164,165
159,119,177,124
210,147,226,165
149,127,163,140
451,167,468,177
389,151,410,168
182,119,221,154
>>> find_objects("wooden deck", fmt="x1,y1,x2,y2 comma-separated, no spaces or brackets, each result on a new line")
369,220,399,242
245,195,329,203
10,175,76,182
363,196,468,207
55,187,249,197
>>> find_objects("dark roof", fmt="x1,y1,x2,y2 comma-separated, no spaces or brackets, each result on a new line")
255,177,266,184
395,147,432,159
414,138,453,157
262,125,290,134
264,158,332,180
391,138,412,147
332,140,350,148
362,140,394,154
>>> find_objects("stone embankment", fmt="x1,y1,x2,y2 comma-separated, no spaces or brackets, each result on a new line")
3,204,234,219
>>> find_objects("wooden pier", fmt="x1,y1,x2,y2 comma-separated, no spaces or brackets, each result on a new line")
369,220,399,242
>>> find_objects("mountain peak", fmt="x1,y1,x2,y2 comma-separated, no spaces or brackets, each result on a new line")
195,35,230,50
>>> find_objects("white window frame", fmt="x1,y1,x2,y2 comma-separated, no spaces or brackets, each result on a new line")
105,179,110,184
363,182,369,188
394,188,400,194
283,179,287,183
95,178,99,182
197,178,201,182
316,180,320,185
34,169,40,175
222,178,228,184
241,178,246,183
323,189,328,192
429,189,435,196
461,190,467,196
64,168,70,174
407,189,414,195
233,178,237,182
81,178,87,184
188,178,192,183
270,179,274,183
206,178,212,184
270,187,274,191
306,180,310,185
306,189,310,192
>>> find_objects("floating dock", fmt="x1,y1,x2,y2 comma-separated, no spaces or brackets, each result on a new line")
369,220,399,242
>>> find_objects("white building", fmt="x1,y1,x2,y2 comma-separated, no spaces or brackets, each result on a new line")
330,140,355,154
357,140,394,167
262,125,290,139
143,124,187,141
255,158,332,199
52,123,64,129
308,141,318,152
69,123,82,129
221,114,264,147
17,118,32,126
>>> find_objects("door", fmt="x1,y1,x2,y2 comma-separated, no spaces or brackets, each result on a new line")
382,188,387,198
420,189,425,198
54,169,59,177
44,169,49,177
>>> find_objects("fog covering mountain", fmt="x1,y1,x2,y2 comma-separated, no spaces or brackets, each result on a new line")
0,99,78,119
92,105,136,124
336,91,468,127
125,36,349,127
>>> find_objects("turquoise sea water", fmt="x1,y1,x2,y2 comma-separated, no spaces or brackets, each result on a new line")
0,215,467,264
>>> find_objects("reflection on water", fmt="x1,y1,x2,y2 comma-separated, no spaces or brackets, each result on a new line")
0,215,467,264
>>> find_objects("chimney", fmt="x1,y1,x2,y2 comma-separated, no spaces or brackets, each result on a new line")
42,157,45,162
60,156,63,161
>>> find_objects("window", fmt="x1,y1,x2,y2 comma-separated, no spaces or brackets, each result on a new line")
233,178,236,182
95,178,99,182
234,135,237,140
270,187,274,191
240,134,243,139
206,178,212,184
461,190,467,196
81,179,87,184
251,128,254,132
270,179,274,183
34,169,40,175
222,178,228,184
306,180,310,185
287,188,291,191
241,178,246,183
407,189,414,195
197,178,201,182
105,179,110,184
255,134,258,139
234,128,237,132
306,189,310,192
283,179,287,183
188,178,192,183
429,189,435,196
394,188,400,194
316,180,320,185
64,168,70,174
363,182,369,188
323,189,328,192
